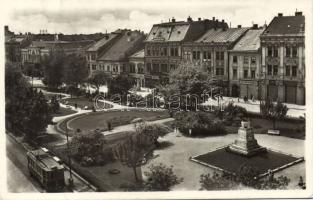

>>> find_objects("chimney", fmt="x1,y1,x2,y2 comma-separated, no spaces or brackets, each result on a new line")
198,17,201,21
237,25,242,28
212,17,215,21
295,11,302,16
278,13,283,17
253,24,258,29
222,19,224,23
187,16,193,22
171,17,176,23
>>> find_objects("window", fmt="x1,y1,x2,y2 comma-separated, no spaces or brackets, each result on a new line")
170,47,179,57
292,66,297,77
286,47,291,57
273,47,278,57
130,63,136,73
146,63,151,72
147,48,151,56
92,65,96,70
251,57,256,64
152,63,159,73
292,47,297,57
203,51,211,60
267,65,272,75
286,66,290,76
233,69,237,79
268,48,272,57
273,65,278,76
233,56,238,63
216,51,224,60
107,65,110,71
216,68,224,75
244,56,249,64
251,70,255,78
170,64,176,71
244,70,248,78
161,64,168,72
91,54,96,60
192,51,200,60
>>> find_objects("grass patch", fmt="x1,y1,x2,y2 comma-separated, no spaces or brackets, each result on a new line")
65,110,170,133
51,107,77,117
60,97,113,110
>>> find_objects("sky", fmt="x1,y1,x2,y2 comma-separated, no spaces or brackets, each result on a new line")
2,0,312,34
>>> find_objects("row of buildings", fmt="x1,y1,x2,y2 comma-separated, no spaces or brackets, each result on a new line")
5,11,305,105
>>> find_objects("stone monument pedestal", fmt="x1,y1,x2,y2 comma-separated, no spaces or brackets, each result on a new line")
228,121,266,157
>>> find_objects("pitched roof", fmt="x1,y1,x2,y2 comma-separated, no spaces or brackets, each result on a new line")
86,33,118,51
263,15,305,36
231,28,264,52
129,49,144,59
196,27,249,43
145,23,190,42
98,31,144,61
30,40,93,49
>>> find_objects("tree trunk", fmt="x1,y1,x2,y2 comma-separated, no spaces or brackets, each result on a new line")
273,118,276,130
133,167,139,182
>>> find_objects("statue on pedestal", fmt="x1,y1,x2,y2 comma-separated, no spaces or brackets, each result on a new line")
228,121,267,157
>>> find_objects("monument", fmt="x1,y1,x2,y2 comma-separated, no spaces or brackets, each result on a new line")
228,121,267,156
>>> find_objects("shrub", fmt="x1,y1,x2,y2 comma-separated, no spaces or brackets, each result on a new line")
144,163,183,191
199,172,237,190
237,164,259,186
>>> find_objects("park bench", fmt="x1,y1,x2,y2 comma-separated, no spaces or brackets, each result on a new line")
267,130,280,135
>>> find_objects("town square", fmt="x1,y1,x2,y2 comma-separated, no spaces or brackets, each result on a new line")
3,0,312,198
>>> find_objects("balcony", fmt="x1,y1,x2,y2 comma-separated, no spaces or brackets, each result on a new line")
266,57,279,65
284,57,298,66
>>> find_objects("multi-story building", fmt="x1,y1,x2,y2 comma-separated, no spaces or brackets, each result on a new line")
260,12,305,105
129,49,145,88
21,37,94,66
228,25,265,99
182,26,249,95
144,17,228,86
86,29,145,77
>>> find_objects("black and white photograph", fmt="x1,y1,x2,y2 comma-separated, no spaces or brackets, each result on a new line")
1,0,312,199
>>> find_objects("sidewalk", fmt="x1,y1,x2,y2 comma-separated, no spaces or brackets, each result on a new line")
203,96,305,118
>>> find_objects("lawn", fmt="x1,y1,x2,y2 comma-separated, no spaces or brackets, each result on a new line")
192,147,303,176
48,143,141,191
60,97,113,110
51,107,77,117
59,110,170,134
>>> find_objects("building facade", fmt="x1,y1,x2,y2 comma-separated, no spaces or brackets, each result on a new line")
182,26,249,95
144,17,228,87
228,25,265,99
260,12,305,105
129,49,145,88
86,29,145,78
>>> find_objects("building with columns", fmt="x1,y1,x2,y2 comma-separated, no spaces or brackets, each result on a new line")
260,12,305,105
228,25,265,99
129,49,145,88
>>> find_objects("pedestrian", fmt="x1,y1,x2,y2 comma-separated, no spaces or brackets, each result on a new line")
252,95,255,102
74,103,78,109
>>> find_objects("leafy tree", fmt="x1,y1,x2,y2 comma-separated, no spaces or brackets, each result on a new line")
215,102,247,125
42,51,66,89
5,62,52,139
71,130,113,166
260,99,288,129
87,70,111,92
50,96,60,113
174,111,226,137
112,123,165,182
144,163,183,191
63,54,89,96
237,164,259,187
157,63,221,110
108,75,135,101
199,172,237,190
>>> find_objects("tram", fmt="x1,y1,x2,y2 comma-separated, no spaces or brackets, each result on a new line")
27,147,65,192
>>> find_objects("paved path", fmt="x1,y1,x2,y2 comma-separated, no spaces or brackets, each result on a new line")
203,96,305,118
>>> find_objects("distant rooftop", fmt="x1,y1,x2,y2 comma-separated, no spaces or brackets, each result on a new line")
196,27,249,43
86,33,119,51
29,40,94,49
98,30,145,61
262,12,305,36
129,48,144,59
231,28,265,52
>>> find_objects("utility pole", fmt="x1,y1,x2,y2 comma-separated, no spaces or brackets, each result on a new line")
66,125,74,189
